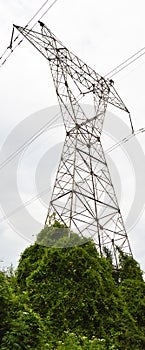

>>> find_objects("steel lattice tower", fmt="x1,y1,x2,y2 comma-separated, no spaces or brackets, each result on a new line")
14,21,132,264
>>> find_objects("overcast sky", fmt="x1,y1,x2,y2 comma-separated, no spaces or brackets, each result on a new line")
0,0,145,270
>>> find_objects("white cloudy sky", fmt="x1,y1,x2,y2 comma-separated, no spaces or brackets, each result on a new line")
0,0,145,270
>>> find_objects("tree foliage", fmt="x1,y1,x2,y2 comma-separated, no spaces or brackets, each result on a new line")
0,223,145,349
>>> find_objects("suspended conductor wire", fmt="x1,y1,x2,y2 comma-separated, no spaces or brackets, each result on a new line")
0,188,51,225
108,50,145,79
0,0,144,78
0,87,141,173
0,17,142,172
105,46,145,78
38,0,59,21
105,127,145,153
0,110,61,171
0,0,53,61
1,126,145,226
12,0,57,44
0,0,59,68
23,0,55,28
0,93,83,172
0,0,144,77
0,8,144,226
0,47,9,60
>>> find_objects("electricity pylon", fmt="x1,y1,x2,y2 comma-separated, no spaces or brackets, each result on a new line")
14,21,132,264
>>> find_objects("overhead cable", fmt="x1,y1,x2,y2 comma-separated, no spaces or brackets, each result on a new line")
1,126,145,225
105,127,145,153
0,0,59,68
0,93,82,172
105,47,145,79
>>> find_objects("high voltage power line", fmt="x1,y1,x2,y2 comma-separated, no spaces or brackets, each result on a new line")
0,0,145,75
105,46,145,78
105,127,145,153
0,0,59,67
0,93,83,172
1,126,145,227
0,12,144,172
0,0,55,59
0,110,61,171
0,188,50,225
0,3,145,227
0,112,144,174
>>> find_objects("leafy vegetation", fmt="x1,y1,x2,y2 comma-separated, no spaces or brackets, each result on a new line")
1,222,145,349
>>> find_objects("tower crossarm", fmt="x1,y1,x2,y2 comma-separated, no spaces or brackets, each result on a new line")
14,22,128,113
